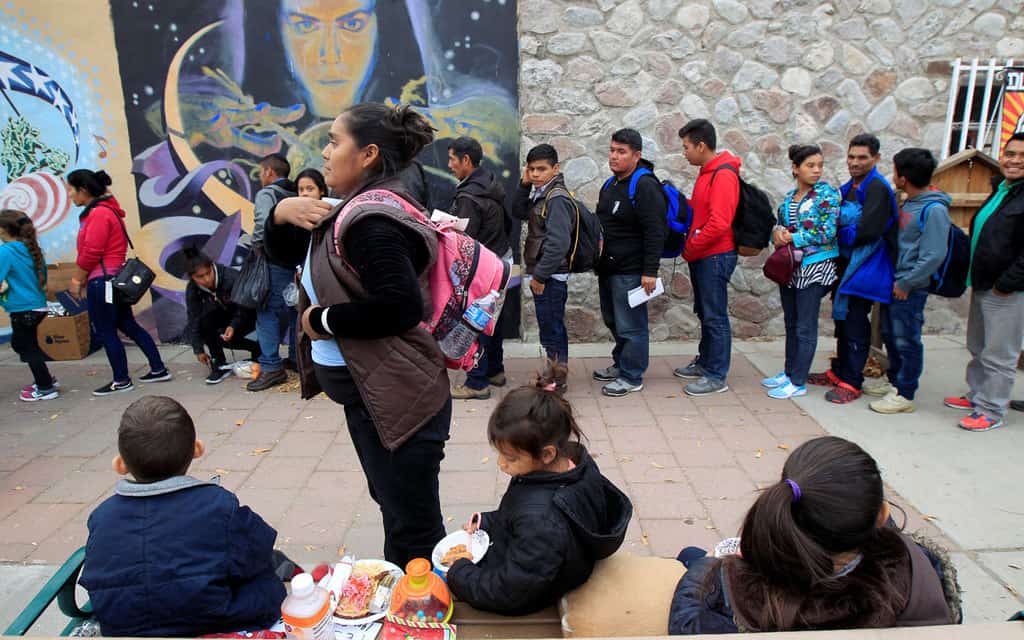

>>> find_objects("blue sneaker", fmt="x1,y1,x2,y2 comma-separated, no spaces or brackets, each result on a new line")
761,372,790,389
768,382,807,400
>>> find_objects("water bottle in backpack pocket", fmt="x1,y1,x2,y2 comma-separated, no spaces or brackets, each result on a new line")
437,290,500,361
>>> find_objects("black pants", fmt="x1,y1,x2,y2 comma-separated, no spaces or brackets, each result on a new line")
10,311,54,389
315,364,450,567
831,294,874,389
198,309,260,365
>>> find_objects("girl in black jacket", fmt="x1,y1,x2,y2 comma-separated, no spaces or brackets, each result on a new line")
446,363,633,615
669,436,961,634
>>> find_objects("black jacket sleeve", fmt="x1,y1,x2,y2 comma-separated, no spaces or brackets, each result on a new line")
533,194,575,283
853,180,894,247
446,513,568,614
262,208,311,268
184,283,204,354
634,176,668,276
668,557,738,635
508,183,533,221
308,216,424,339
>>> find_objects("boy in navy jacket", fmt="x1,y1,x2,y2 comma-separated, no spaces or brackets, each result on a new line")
80,396,286,637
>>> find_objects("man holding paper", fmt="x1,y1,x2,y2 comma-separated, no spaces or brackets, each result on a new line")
593,129,668,397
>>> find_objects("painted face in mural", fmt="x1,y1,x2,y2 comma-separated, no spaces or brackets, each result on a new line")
280,0,379,119
321,114,377,196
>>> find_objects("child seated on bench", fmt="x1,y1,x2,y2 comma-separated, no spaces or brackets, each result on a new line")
668,436,961,634
79,396,287,637
446,363,633,615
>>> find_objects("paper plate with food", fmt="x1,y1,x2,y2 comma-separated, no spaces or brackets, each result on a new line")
333,559,403,626
431,529,490,574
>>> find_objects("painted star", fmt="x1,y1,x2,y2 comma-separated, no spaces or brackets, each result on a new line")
0,59,22,91
24,64,52,100
51,87,69,113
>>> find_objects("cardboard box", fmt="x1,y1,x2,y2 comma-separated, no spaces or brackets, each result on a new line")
38,312,92,361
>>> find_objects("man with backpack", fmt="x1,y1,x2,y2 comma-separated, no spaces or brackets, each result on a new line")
248,153,299,392
675,119,741,396
593,129,667,397
944,132,1024,432
510,144,576,390
865,149,951,414
446,137,512,400
808,134,899,405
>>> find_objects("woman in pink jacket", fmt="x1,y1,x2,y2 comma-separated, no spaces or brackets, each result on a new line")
68,169,170,396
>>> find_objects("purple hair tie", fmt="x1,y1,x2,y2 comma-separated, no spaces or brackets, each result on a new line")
785,479,802,503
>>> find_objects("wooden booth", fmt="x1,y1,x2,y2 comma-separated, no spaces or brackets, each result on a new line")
931,148,1002,230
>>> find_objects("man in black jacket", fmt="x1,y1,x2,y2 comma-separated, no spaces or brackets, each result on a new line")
592,129,667,397
945,132,1024,432
446,137,512,399
183,250,260,384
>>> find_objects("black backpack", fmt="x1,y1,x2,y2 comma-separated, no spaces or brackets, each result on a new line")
602,168,693,259
541,187,603,273
918,202,969,298
712,165,775,256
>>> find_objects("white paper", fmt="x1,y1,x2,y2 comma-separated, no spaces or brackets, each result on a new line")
627,277,664,308
431,209,469,232
104,280,113,304
323,197,343,206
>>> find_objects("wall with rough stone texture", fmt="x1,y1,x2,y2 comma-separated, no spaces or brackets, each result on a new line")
515,0,1020,343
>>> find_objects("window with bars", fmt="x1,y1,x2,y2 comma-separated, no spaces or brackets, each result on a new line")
941,58,1016,159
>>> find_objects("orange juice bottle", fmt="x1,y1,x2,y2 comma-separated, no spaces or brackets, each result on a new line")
388,558,452,623
281,573,333,640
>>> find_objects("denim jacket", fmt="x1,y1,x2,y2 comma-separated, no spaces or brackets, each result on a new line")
778,182,840,267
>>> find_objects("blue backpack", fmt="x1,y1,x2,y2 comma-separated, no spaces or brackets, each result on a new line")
601,168,692,259
919,202,969,298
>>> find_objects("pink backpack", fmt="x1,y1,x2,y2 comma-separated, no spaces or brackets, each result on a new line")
333,189,511,370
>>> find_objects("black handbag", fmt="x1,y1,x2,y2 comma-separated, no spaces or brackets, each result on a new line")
233,248,271,309
104,217,155,306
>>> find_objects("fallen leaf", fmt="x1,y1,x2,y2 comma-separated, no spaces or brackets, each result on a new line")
776,443,790,451
251,447,273,455
705,525,716,530
650,461,665,469
304,416,314,420
755,448,764,459
480,457,490,464
921,514,939,523
617,456,634,463
1007,584,1020,597
214,469,230,475
304,545,319,552
683,517,694,525
665,394,678,399
467,408,477,413
446,516,454,523
14,485,24,491
337,545,347,556
640,533,649,545
1009,564,1022,570
49,414,60,421
235,420,245,426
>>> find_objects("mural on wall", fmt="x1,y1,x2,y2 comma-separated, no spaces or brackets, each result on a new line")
110,0,520,341
0,6,113,264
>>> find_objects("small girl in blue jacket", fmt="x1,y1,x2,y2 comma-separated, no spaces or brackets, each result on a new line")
0,210,58,401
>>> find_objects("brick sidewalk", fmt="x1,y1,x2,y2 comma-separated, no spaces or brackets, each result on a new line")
0,350,948,569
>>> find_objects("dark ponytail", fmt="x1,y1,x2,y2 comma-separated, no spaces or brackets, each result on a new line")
0,210,47,290
342,103,436,178
487,361,585,461
66,169,112,197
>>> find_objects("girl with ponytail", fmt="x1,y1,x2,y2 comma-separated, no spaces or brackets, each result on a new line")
669,436,960,634
0,210,58,401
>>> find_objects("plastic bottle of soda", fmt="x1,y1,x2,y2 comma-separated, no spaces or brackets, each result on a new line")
438,290,499,360
281,573,333,640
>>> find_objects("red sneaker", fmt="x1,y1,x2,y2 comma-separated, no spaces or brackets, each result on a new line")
958,411,1003,432
826,382,862,404
807,370,839,387
943,396,973,411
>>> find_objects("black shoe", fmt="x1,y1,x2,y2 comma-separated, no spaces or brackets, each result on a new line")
246,368,288,392
139,369,172,383
93,380,134,396
1011,400,1024,412
206,367,233,385
283,358,298,372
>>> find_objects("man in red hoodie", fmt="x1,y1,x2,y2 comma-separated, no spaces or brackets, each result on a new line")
674,119,741,396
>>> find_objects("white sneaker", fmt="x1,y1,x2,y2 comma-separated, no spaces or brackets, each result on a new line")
869,392,915,414
863,378,895,397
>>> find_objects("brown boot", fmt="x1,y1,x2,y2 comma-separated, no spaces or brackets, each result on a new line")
246,368,288,392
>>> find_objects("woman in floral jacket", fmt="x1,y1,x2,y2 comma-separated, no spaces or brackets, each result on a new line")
761,145,840,399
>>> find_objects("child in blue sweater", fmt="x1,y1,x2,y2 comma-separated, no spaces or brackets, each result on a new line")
0,210,58,401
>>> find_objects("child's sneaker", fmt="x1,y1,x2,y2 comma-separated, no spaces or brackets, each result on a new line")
22,377,59,393
767,382,806,399
761,372,789,389
958,411,1003,432
862,378,895,397
943,395,973,411
807,369,840,387
825,382,861,404
19,387,58,402
94,380,134,396
870,392,915,414
139,369,172,383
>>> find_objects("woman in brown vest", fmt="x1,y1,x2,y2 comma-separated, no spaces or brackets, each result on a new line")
261,103,450,566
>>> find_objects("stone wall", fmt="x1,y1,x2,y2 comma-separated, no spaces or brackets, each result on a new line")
515,0,1020,342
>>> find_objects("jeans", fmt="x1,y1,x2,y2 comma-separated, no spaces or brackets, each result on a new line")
87,277,165,383
599,274,649,385
779,283,830,386
689,251,737,382
314,364,450,566
465,333,504,390
881,289,928,400
197,308,260,366
965,289,1024,419
10,310,54,389
256,263,298,372
831,294,874,389
533,278,569,364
